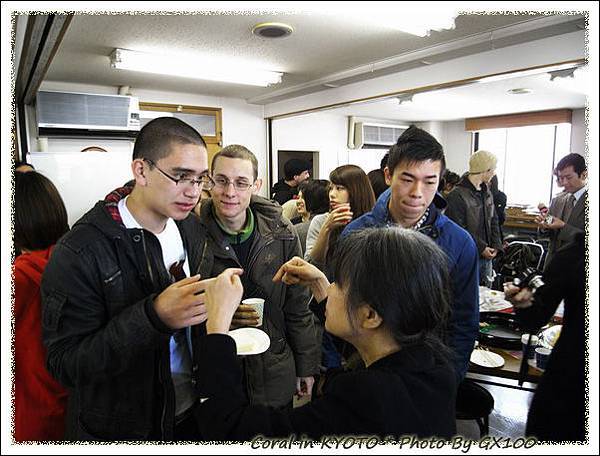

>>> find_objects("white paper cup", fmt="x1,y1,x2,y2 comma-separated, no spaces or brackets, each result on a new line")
242,298,264,327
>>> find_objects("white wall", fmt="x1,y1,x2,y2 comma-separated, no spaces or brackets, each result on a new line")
36,82,266,169
27,81,267,224
272,112,388,184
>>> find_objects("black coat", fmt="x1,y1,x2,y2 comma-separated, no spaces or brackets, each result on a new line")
41,185,207,441
516,232,585,441
195,334,456,440
271,180,297,205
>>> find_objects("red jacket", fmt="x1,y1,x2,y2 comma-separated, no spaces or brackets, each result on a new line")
13,247,68,441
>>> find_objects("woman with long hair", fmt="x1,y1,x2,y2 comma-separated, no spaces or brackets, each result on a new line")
304,165,375,272
13,171,69,441
197,228,456,440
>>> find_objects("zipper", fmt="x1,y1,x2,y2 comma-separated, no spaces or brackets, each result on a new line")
140,230,155,284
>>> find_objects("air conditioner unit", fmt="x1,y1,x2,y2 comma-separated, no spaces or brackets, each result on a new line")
348,117,408,149
36,90,140,138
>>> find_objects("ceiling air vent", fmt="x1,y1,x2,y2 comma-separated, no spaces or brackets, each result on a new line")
252,22,294,39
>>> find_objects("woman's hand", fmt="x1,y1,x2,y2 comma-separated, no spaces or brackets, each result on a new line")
273,257,329,302
324,203,353,231
205,268,244,334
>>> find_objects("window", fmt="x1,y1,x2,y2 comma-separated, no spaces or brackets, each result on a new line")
138,102,222,145
475,123,572,206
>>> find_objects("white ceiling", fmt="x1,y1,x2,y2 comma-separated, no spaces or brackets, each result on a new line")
44,9,586,107
333,69,589,122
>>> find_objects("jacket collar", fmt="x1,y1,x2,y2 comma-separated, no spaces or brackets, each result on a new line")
372,188,443,231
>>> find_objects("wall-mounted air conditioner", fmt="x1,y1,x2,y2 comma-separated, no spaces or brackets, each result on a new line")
36,90,140,138
348,116,408,150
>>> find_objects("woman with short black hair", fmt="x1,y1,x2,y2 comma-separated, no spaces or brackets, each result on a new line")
196,227,456,440
293,179,330,253
13,171,69,441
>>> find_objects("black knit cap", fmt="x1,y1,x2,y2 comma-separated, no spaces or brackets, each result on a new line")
284,158,311,179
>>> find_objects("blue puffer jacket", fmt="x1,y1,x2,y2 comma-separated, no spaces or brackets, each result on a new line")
342,189,479,382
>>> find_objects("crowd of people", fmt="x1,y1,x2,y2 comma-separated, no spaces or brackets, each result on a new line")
11,118,588,443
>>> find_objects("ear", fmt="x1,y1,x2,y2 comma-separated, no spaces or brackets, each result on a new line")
131,159,148,186
384,166,392,186
358,305,384,330
581,170,588,181
253,178,263,194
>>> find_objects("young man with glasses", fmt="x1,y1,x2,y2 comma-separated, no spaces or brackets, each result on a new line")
196,145,319,409
42,117,214,441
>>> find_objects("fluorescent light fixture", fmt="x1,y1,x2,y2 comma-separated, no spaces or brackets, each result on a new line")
110,48,283,87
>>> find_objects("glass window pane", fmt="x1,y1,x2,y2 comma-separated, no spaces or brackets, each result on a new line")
551,123,573,198
477,128,507,191
174,113,216,137
504,125,556,207
138,111,216,137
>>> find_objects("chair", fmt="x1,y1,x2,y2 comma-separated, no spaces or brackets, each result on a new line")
455,378,495,437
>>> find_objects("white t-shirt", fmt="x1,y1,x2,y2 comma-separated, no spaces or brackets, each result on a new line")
118,197,196,416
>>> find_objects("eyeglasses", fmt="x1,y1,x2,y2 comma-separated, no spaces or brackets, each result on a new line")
145,159,214,190
212,175,254,191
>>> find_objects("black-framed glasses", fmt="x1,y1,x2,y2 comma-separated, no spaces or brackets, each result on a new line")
144,159,214,190
212,175,255,191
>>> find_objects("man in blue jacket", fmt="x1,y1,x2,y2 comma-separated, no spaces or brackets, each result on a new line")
343,125,479,382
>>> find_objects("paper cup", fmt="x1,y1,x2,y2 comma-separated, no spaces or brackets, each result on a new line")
242,298,264,327
535,347,551,370
521,334,539,360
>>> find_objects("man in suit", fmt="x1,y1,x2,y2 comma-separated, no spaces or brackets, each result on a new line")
537,153,587,268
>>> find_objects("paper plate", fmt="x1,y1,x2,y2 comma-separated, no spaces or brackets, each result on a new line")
470,349,505,368
229,327,270,356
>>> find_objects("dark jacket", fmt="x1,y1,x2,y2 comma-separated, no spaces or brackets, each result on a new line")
545,190,587,267
445,177,503,254
198,196,319,408
41,185,207,441
342,188,479,382
516,232,585,441
195,333,457,440
271,180,297,205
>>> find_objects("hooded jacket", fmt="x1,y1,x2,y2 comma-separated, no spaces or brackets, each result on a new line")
41,184,207,441
342,188,479,382
14,247,68,441
198,195,320,408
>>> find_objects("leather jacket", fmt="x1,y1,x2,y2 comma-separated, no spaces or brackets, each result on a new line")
42,185,208,441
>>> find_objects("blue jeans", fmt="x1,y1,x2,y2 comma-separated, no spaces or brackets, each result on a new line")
479,258,494,287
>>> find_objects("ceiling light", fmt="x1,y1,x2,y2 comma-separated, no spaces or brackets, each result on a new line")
507,88,533,95
252,22,294,39
548,66,590,94
110,48,283,87
397,93,414,105
548,68,577,81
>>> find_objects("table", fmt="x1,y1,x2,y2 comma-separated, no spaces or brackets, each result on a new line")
467,345,543,392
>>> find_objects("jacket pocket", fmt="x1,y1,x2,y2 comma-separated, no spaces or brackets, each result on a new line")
43,291,67,331
78,410,151,441
102,268,128,315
